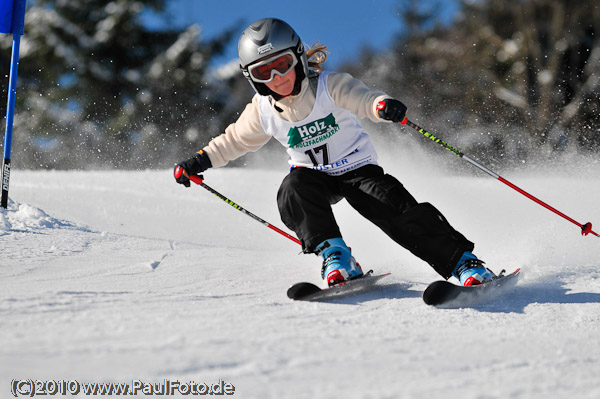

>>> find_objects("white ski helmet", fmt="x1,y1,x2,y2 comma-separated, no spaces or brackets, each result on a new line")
238,18,309,96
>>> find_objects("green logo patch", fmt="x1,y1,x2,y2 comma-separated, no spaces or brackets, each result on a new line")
287,113,339,148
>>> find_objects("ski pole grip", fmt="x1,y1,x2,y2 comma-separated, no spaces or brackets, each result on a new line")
174,166,204,185
377,100,408,125
189,175,204,185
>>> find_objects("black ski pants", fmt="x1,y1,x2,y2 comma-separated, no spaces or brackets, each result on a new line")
277,165,474,278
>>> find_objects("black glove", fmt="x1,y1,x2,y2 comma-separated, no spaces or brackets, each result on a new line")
377,99,407,123
173,150,212,187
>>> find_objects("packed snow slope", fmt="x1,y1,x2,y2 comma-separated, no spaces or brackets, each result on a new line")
2,145,600,399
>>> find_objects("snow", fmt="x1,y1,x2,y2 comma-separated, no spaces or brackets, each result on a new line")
2,151,600,398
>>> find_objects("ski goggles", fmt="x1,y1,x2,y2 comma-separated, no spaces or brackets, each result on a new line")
247,50,298,83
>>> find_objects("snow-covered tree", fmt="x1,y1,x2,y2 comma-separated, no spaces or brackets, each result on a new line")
351,0,599,166
0,0,237,169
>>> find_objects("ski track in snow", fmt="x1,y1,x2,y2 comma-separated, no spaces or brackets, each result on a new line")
1,163,600,399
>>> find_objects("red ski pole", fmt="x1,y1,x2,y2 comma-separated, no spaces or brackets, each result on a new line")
380,104,599,238
185,173,302,245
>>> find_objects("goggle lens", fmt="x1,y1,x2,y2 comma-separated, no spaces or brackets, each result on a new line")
249,52,297,83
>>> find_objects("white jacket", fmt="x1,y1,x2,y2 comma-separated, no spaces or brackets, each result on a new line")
203,71,391,169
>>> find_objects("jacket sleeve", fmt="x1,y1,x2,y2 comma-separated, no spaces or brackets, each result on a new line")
326,72,393,123
202,95,271,168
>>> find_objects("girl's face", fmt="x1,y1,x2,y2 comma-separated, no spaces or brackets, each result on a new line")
264,68,296,97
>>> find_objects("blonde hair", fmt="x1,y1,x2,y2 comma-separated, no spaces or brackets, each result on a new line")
305,42,329,72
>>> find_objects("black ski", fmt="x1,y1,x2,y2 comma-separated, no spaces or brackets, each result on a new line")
287,271,391,301
423,268,521,307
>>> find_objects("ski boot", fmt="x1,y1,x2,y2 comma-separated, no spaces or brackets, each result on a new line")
315,238,363,287
452,251,495,286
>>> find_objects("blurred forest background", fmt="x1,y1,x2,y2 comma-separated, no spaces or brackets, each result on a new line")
0,0,598,170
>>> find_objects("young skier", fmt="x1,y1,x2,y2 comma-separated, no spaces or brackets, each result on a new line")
174,17,495,287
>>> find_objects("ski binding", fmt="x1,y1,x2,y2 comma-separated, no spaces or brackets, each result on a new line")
423,268,521,307
287,270,391,301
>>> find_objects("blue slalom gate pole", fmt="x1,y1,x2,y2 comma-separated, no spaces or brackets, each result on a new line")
1,0,26,209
